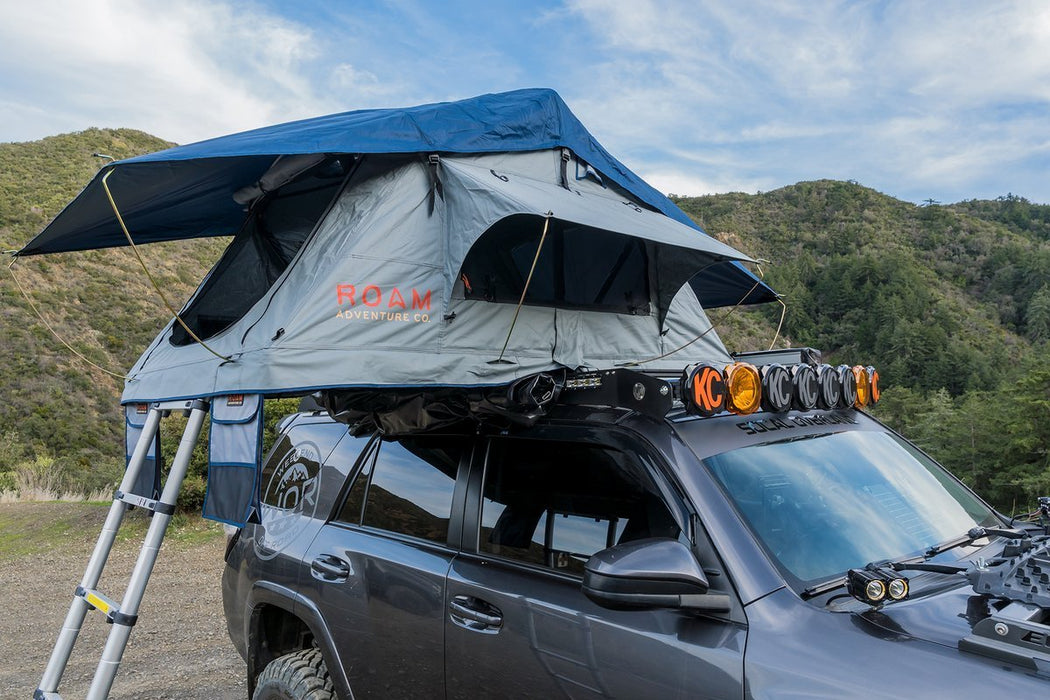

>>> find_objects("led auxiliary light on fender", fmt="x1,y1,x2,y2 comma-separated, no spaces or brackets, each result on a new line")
847,567,909,607
724,362,761,415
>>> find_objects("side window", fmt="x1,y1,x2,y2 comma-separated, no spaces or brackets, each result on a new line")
480,439,680,576
333,441,377,525
359,437,466,544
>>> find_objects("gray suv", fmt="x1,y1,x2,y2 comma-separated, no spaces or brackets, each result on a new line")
222,373,1050,699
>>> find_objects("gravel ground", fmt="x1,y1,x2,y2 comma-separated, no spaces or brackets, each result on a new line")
0,502,246,699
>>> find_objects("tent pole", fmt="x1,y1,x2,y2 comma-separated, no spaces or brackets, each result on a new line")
491,212,552,365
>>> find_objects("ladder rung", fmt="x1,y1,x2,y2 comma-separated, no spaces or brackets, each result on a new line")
115,490,175,515
75,587,138,627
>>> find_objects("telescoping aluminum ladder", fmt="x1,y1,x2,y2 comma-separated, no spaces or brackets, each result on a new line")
36,399,210,700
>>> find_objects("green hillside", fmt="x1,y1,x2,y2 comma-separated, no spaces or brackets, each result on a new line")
0,133,1046,512
0,130,228,492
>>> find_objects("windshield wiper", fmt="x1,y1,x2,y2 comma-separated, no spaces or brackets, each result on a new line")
889,526,1029,577
801,576,848,599
921,526,1026,560
801,526,1027,601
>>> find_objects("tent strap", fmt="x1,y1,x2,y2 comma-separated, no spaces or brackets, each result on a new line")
100,168,232,363
768,297,787,351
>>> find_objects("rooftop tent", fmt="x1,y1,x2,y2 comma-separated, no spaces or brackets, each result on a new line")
16,89,777,405
117,150,754,403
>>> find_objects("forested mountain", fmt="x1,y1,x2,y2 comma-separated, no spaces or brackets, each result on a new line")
675,182,1049,510
0,132,1046,511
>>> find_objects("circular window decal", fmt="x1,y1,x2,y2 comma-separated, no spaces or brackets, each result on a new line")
254,441,321,560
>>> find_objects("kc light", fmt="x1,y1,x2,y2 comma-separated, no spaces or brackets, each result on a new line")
816,364,842,410
682,363,727,417
865,579,886,602
724,362,761,415
867,366,881,404
847,567,909,607
838,365,858,408
853,366,871,407
790,364,819,410
760,364,793,413
887,577,909,601
679,358,880,417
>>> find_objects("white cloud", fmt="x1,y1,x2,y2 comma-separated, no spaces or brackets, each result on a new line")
0,0,358,144
561,0,1050,202
882,4,1050,106
641,168,775,198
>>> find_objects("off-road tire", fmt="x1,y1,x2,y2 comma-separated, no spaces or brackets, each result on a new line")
253,648,336,700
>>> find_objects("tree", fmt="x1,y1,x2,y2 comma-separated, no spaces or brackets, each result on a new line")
1027,285,1050,342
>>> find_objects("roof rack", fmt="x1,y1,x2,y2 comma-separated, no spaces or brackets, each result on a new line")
558,368,672,419
732,347,822,366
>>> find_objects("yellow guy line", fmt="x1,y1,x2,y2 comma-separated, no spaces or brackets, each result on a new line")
622,278,764,366
7,256,128,379
100,168,232,362
768,296,787,351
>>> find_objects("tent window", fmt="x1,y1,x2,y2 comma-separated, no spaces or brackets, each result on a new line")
459,214,651,315
170,158,348,346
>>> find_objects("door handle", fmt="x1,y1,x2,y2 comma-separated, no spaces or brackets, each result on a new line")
449,595,503,632
311,554,351,582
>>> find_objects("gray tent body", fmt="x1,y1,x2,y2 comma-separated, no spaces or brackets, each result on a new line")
123,149,749,404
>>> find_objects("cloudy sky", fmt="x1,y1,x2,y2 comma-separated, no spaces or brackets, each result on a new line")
1,0,1047,204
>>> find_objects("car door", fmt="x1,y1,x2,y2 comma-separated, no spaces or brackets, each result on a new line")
250,416,353,594
444,428,746,699
303,433,474,699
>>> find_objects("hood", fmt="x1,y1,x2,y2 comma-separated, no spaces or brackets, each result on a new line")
746,583,1050,698
849,572,1050,677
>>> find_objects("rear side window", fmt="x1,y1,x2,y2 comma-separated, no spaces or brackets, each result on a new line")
259,419,347,512
357,437,467,544
479,438,679,576
333,440,376,525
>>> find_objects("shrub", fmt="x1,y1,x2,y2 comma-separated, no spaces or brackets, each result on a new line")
13,454,65,500
178,474,207,514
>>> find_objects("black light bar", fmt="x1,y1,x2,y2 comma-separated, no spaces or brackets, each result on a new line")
847,567,909,607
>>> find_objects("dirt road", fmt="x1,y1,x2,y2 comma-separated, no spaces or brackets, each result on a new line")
0,502,245,699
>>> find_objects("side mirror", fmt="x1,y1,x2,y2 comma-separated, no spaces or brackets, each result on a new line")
583,538,731,612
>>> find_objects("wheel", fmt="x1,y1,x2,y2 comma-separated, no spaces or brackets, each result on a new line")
253,647,336,700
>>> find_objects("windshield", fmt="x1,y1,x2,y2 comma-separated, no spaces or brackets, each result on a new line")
703,430,998,586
